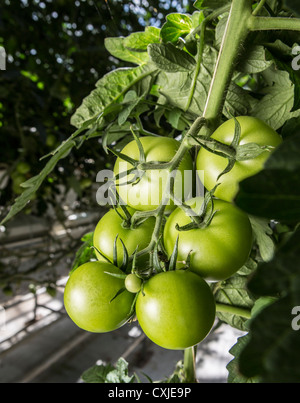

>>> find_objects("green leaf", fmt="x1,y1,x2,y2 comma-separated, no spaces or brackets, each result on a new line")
81,362,115,383
70,63,157,129
250,66,296,130
148,43,196,72
239,295,300,382
193,0,230,10
236,45,273,74
238,227,300,382
160,13,193,43
117,90,140,126
235,133,300,224
124,26,160,50
105,37,149,65
71,232,96,274
227,334,261,383
155,44,217,115
213,275,255,331
249,216,275,262
81,358,136,383
106,357,136,383
224,82,258,118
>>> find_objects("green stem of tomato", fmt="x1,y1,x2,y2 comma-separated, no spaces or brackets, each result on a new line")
215,303,252,319
248,15,300,31
183,346,197,383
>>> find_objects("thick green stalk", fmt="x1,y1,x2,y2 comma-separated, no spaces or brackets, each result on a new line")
216,303,252,319
248,15,300,31
201,0,253,135
183,346,197,383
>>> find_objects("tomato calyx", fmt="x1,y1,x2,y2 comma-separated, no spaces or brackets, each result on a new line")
175,186,219,232
192,116,274,181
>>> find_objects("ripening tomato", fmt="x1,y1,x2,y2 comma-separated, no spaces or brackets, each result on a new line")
163,197,253,281
64,261,135,332
113,136,193,211
93,207,155,267
136,270,216,350
196,116,282,201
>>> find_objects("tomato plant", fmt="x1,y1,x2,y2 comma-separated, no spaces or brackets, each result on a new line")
2,0,300,385
163,197,253,281
64,261,135,333
196,116,283,201
135,270,216,350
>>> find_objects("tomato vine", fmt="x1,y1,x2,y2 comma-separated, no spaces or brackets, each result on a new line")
2,0,300,384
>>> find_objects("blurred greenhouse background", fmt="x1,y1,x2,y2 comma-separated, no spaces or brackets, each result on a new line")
0,0,244,383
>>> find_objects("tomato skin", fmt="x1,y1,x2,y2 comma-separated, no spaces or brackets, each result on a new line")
136,270,216,350
93,207,155,267
113,136,193,211
196,116,282,201
64,261,134,333
163,197,253,281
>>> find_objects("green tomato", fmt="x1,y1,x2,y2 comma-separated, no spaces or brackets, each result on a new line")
93,207,155,267
64,261,135,333
163,197,253,281
136,270,216,350
196,116,282,201
113,136,193,211
125,273,142,293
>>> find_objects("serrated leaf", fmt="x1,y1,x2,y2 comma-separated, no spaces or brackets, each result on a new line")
124,26,160,50
224,82,258,118
105,37,149,65
214,275,255,331
237,46,273,74
117,90,141,126
106,358,135,383
70,64,157,129
250,66,295,130
160,13,193,43
227,334,261,383
249,216,275,262
81,362,115,383
155,44,217,114
148,43,196,72
81,358,135,383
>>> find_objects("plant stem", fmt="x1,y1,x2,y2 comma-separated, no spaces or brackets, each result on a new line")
248,15,300,31
183,346,197,383
252,0,267,16
201,0,253,135
215,303,252,319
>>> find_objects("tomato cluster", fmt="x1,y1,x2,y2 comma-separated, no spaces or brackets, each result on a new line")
64,116,281,350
